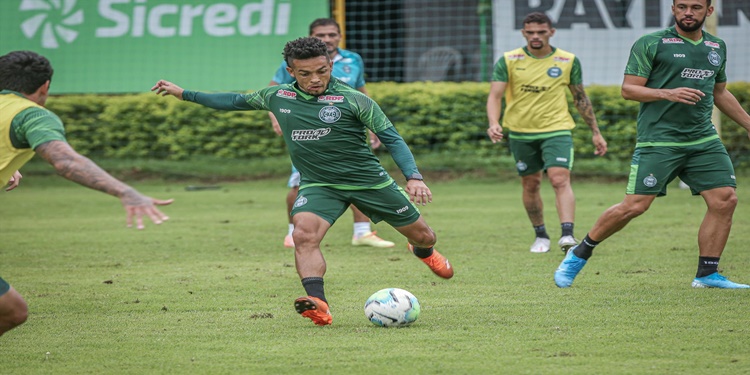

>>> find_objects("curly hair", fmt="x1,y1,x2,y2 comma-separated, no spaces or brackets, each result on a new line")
283,37,330,67
0,50,53,94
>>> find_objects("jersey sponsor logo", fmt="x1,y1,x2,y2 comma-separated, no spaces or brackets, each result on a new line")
681,68,715,80
662,38,684,44
707,51,722,66
291,128,331,141
547,67,562,78
293,195,308,208
520,84,550,93
704,41,720,49
553,56,570,63
318,105,342,123
643,174,657,188
276,89,297,99
317,95,344,103
516,160,528,172
507,54,525,60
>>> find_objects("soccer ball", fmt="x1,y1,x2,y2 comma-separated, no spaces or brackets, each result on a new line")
364,288,420,327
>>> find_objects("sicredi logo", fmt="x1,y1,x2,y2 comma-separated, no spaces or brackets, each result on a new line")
19,0,291,49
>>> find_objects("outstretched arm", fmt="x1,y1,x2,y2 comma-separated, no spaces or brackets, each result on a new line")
569,83,607,156
35,140,173,229
714,82,750,137
151,80,252,110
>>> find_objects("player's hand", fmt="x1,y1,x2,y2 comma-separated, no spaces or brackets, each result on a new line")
487,123,504,143
151,80,184,100
370,132,382,149
5,170,22,192
120,190,174,229
666,87,705,105
271,119,283,136
592,133,608,156
405,180,432,206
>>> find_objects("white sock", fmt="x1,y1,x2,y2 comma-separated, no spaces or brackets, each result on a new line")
353,222,371,238
287,224,294,236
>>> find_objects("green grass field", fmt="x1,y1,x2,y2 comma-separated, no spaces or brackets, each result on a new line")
2,175,750,374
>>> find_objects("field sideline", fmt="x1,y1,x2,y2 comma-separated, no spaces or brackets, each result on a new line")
2,176,750,374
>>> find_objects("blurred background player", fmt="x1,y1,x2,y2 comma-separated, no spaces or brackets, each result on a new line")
268,18,393,249
0,50,173,336
486,12,607,254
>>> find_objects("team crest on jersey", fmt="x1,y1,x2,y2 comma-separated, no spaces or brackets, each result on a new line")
343,65,352,74
707,51,721,66
276,89,297,99
291,128,331,141
547,67,562,78
643,174,657,188
318,95,345,103
319,105,342,123
516,160,528,172
681,68,714,80
294,195,308,208
704,41,720,49
662,38,684,44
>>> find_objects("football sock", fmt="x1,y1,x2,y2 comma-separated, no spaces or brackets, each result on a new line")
696,256,720,278
287,224,294,236
533,224,550,239
573,234,600,260
412,246,434,259
561,222,574,237
353,222,371,238
301,277,327,303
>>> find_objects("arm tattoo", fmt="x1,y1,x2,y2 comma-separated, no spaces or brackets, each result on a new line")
570,84,600,136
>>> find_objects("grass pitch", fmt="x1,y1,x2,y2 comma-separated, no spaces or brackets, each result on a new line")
2,175,750,374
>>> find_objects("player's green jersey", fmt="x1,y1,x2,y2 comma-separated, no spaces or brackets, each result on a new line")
0,90,66,183
492,46,582,133
624,26,727,145
183,78,417,189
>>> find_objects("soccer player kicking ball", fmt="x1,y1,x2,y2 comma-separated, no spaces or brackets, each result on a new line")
555,0,750,289
152,37,454,326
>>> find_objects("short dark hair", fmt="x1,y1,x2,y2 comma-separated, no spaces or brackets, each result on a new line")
308,18,340,35
283,37,330,67
673,0,711,6
0,50,53,94
523,12,553,27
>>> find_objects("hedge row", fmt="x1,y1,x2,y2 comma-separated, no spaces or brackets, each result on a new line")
46,82,750,166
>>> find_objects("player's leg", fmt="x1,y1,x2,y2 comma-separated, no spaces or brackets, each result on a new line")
511,136,550,253
283,165,301,248
290,187,348,325
681,140,747,288
350,205,395,248
0,278,28,336
542,135,577,252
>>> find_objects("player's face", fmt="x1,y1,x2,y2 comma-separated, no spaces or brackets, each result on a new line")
287,56,332,96
672,0,713,33
311,25,341,55
521,22,555,51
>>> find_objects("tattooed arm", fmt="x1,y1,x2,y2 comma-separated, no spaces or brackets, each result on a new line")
35,140,173,229
569,83,607,156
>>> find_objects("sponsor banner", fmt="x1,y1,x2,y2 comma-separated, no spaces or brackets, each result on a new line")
493,0,750,84
0,0,327,93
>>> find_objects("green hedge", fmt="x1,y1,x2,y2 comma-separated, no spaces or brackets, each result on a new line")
46,82,750,167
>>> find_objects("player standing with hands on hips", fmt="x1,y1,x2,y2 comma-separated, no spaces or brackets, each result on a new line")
268,18,394,249
555,0,750,289
486,12,607,254
152,37,454,326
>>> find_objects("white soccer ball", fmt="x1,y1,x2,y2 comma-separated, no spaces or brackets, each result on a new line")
364,288,420,327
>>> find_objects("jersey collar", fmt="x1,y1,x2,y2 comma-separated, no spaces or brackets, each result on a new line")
522,46,557,59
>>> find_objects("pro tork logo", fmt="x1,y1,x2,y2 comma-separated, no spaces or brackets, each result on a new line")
20,0,84,49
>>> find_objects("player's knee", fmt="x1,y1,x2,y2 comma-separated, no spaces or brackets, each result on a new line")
0,295,28,333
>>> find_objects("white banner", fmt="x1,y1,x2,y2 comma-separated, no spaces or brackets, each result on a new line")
492,0,750,85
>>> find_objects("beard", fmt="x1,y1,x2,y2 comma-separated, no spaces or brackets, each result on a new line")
675,15,706,32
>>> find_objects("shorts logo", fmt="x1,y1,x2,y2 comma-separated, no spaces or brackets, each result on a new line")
556,157,568,162
276,89,297,99
396,205,410,214
319,105,342,123
731,175,736,180
547,67,562,78
516,160,528,172
294,196,308,208
680,68,714,80
643,174,657,188
707,51,721,66
291,128,331,141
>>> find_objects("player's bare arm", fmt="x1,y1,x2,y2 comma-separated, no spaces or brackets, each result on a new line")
35,140,173,228
622,74,704,105
713,81,750,136
151,80,184,100
569,83,607,156
486,81,507,143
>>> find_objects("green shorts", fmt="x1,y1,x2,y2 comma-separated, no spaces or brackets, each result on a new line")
292,182,421,227
0,277,9,296
508,131,574,176
627,138,736,196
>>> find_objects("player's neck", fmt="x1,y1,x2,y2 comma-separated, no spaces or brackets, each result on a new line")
526,45,553,59
676,27,703,42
